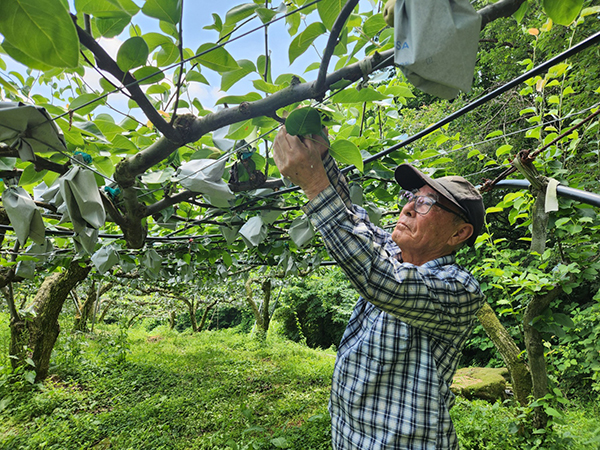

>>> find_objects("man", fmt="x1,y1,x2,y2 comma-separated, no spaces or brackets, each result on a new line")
273,127,485,449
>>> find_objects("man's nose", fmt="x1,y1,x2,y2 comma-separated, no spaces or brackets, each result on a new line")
401,202,415,216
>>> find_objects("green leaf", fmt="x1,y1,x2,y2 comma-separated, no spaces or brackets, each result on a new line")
0,158,17,171
285,108,323,137
0,75,18,95
76,0,139,19
224,3,258,26
226,120,254,140
289,22,326,64
221,59,256,92
542,0,583,25
513,1,529,22
485,130,503,139
95,16,131,38
553,313,574,328
24,371,36,384
495,144,513,158
256,7,277,24
155,42,179,66
19,164,47,187
142,32,173,52
132,66,165,84
214,92,262,105
330,87,389,103
142,167,175,184
94,156,115,177
0,0,79,68
384,85,415,98
94,114,127,140
286,7,301,35
142,0,182,24
195,43,241,73
117,37,149,72
363,14,387,38
330,139,363,172
545,406,563,418
317,0,344,31
70,93,106,116
186,70,209,85
1,41,53,71
111,135,139,153
252,79,280,94
548,62,570,78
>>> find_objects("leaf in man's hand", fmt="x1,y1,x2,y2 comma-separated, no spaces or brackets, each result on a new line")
285,108,323,137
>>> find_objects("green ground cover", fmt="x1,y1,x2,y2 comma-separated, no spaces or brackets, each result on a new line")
0,315,599,449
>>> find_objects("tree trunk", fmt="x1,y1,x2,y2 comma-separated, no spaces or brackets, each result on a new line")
9,260,91,382
477,302,532,405
522,188,554,428
97,299,113,323
73,281,95,332
523,287,562,428
169,310,176,330
261,279,272,332
198,299,218,332
245,277,267,339
73,281,114,332
181,297,199,332
530,191,548,255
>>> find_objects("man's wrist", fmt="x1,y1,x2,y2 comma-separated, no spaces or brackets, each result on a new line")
304,178,331,201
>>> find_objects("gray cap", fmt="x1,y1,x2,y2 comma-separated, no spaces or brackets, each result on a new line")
394,164,485,246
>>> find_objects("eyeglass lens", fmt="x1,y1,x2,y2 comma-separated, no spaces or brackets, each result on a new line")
398,191,435,214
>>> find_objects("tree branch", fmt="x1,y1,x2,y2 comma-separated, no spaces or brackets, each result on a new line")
0,144,69,175
313,0,359,96
72,18,182,143
145,190,199,217
479,0,527,29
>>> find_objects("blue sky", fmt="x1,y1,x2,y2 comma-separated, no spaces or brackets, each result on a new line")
2,1,375,119
87,0,337,113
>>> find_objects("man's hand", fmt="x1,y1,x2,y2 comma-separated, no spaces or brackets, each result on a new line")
383,0,395,27
273,127,330,200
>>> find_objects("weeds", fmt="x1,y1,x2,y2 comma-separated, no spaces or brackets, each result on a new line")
0,315,599,449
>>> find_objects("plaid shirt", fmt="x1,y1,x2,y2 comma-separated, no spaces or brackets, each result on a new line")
303,155,484,449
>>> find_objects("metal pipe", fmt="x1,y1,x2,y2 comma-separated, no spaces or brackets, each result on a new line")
490,179,600,208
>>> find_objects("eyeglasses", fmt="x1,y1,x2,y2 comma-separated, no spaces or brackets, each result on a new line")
398,190,468,222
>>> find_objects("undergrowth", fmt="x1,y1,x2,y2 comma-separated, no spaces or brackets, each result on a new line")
0,314,599,449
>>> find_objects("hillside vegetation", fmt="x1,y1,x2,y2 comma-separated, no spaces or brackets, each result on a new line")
1,315,599,449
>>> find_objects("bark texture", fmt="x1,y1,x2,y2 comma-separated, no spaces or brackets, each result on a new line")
10,260,90,382
477,302,532,405
73,281,113,332
245,277,272,338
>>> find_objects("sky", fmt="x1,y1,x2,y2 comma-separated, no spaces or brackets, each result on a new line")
2,1,378,123
82,0,340,117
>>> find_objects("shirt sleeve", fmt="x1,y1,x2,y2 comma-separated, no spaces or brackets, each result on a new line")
319,154,399,255
304,185,483,339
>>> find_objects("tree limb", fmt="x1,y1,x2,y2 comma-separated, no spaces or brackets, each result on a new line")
313,0,359,96
479,0,527,29
72,18,182,143
0,144,69,175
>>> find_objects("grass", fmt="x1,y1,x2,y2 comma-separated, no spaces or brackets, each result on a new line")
0,314,599,449
0,319,334,449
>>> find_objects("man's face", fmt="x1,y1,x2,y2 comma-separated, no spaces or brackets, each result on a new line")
391,185,462,265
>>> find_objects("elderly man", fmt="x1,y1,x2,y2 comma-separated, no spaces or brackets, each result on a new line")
273,127,485,449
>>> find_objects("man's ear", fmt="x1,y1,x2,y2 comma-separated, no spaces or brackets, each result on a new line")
448,223,473,247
